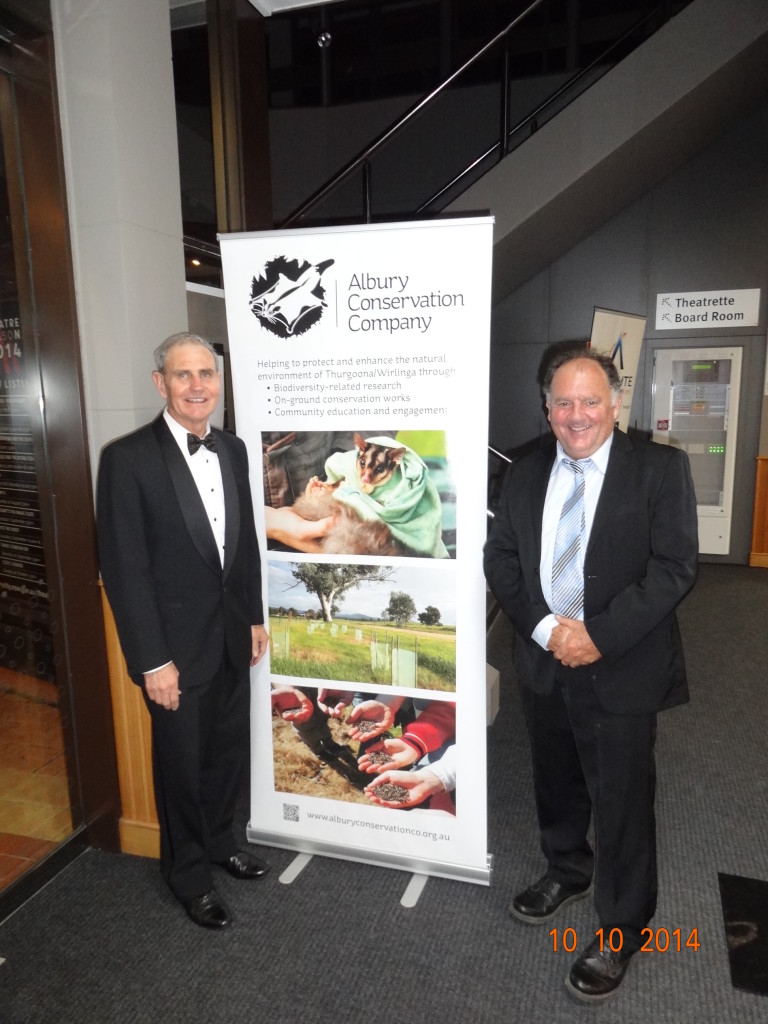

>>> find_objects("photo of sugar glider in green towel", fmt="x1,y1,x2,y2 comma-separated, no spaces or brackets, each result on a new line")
289,433,451,559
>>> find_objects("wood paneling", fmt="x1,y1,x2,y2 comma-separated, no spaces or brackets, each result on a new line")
101,588,159,859
750,456,768,568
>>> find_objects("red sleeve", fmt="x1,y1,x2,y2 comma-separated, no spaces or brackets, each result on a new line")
401,702,456,758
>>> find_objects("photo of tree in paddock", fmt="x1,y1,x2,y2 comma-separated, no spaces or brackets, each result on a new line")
267,560,456,693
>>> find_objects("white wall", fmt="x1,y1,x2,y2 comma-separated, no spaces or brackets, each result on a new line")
52,0,189,477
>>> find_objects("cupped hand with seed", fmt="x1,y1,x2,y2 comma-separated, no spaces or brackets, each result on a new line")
364,767,445,808
358,737,419,774
346,699,396,742
317,688,350,718
270,685,314,723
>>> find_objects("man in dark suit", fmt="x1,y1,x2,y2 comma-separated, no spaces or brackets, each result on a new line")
97,332,270,930
484,345,698,1003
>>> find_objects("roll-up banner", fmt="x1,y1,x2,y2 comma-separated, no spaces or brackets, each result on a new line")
590,307,646,432
220,217,493,885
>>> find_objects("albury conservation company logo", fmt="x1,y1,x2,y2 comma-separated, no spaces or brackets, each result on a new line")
249,256,335,339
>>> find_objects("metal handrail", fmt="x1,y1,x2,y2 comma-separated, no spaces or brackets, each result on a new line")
416,2,670,215
183,235,222,258
279,1,682,229
279,0,545,227
487,445,513,519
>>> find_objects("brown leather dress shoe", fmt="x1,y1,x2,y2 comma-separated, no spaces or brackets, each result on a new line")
219,851,270,879
510,873,591,923
565,937,635,1002
183,891,231,929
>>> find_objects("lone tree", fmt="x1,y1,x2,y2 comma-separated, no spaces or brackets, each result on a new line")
290,563,395,622
418,605,441,626
383,591,417,627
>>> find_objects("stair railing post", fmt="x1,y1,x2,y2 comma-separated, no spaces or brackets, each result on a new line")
500,29,511,160
363,158,372,223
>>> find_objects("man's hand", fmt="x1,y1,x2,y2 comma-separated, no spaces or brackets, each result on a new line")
548,616,602,668
144,662,181,710
251,624,269,665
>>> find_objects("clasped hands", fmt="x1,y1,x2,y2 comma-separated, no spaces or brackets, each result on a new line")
548,615,601,668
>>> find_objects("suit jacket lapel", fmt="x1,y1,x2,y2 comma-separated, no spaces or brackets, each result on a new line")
527,445,555,605
532,448,554,564
152,416,222,575
215,432,241,581
586,429,630,558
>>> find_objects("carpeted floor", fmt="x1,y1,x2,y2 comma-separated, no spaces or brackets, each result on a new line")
1,563,767,1024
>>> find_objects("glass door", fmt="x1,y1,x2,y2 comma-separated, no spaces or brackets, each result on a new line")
651,346,742,556
0,73,75,892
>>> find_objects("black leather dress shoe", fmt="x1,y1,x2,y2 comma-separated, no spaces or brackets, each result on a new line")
219,851,270,880
565,938,635,1003
183,891,231,929
510,873,591,923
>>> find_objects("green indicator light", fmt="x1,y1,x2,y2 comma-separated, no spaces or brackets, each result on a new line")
708,445,725,454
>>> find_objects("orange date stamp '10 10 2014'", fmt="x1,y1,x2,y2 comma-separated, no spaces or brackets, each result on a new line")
549,927,701,954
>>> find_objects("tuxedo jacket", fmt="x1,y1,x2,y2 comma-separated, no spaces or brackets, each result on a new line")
97,415,264,688
484,430,698,714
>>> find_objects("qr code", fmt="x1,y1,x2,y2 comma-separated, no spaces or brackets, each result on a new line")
283,803,300,822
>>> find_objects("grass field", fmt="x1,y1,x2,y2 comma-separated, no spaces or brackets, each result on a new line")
269,615,456,692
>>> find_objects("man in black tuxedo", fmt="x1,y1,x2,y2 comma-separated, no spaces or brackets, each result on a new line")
484,346,698,1003
97,332,269,929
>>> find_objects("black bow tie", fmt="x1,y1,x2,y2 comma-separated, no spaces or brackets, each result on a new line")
187,432,218,455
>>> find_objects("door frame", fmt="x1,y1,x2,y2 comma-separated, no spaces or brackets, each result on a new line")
0,11,120,921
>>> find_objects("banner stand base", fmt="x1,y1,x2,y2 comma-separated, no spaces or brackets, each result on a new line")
401,873,429,908
278,852,313,885
278,848,431,908
248,826,492,886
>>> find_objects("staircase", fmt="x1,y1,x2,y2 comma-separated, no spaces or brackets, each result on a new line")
449,0,768,300
280,0,768,303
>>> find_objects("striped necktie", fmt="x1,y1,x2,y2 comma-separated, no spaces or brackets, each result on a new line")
551,458,589,619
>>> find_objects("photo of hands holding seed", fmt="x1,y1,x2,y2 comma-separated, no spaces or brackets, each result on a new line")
271,683,456,814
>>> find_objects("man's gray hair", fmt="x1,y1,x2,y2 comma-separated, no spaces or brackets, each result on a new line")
153,332,219,373
542,344,621,400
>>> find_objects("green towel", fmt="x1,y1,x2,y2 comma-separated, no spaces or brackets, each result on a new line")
323,437,449,558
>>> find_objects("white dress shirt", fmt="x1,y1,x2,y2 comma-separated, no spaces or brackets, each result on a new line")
163,409,226,567
531,433,614,650
145,411,226,676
